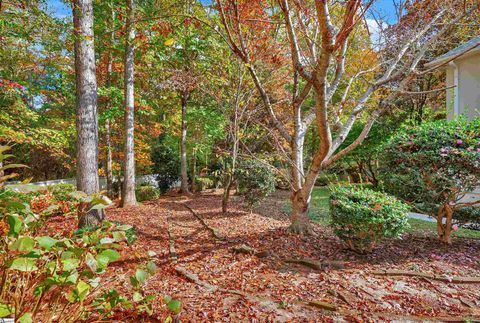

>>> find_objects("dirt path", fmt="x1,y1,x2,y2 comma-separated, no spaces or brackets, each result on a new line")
106,191,480,322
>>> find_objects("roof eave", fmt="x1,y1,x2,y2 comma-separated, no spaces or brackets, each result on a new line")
425,46,480,70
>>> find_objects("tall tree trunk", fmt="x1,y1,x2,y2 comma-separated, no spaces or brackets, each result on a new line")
289,130,312,234
180,93,190,194
437,204,454,244
104,7,115,198
121,0,137,207
73,0,102,228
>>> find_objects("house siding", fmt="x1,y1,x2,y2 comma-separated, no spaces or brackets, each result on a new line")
446,52,480,120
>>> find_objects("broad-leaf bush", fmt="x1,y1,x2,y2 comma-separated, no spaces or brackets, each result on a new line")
330,186,410,253
0,151,177,320
379,118,480,243
236,159,276,207
0,191,132,320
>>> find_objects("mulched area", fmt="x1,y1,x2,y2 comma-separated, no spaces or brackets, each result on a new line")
46,190,480,321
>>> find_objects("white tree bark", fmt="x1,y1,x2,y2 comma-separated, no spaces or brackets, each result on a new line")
121,0,137,206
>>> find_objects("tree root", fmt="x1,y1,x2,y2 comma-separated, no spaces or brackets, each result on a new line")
232,245,346,271
175,266,294,319
166,211,178,263
288,220,313,236
232,245,275,258
284,258,323,270
304,300,337,311
181,203,232,242
372,270,480,283
175,266,218,292
327,289,356,305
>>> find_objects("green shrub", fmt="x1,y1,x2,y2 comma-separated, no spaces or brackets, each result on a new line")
135,185,160,202
315,172,339,186
236,159,276,207
274,172,290,190
47,183,76,201
150,134,180,193
330,186,410,253
195,176,215,191
379,118,480,243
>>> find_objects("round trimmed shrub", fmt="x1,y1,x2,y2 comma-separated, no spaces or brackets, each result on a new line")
379,118,480,243
330,186,410,253
236,159,276,207
135,185,160,202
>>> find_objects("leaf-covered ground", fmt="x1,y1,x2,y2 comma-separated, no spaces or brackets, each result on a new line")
47,190,480,321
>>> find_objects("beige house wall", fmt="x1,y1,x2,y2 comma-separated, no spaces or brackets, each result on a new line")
446,52,480,120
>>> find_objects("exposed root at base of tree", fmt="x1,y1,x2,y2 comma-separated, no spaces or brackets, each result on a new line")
287,221,313,236
372,269,480,283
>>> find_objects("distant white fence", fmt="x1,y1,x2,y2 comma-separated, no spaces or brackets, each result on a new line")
6,174,162,189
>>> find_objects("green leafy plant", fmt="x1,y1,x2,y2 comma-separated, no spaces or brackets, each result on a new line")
194,176,215,191
0,182,150,321
329,185,410,253
380,118,480,243
135,185,160,202
236,159,276,208
46,184,76,201
0,145,27,188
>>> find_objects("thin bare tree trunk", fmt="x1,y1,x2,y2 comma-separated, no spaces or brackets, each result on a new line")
222,177,232,213
222,145,237,213
0,161,4,189
121,0,137,207
73,0,102,228
222,87,241,213
191,148,197,192
180,93,190,194
105,119,113,197
104,7,115,198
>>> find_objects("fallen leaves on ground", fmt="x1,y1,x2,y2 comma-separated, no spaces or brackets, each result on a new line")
44,190,480,321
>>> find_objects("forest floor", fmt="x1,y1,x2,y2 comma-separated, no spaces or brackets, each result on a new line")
49,190,480,322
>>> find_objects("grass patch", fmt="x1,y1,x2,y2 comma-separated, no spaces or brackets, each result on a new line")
282,186,330,224
283,187,480,239
407,218,480,239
